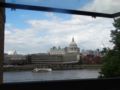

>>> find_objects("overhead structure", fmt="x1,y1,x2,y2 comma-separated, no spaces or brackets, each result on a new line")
0,0,120,18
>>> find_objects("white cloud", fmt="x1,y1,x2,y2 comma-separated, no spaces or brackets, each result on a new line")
82,0,120,13
5,0,117,54
5,14,115,54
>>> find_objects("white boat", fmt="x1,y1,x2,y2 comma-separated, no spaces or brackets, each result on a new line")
32,68,52,72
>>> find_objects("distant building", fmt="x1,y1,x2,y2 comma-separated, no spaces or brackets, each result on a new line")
30,53,80,64
31,37,80,64
49,46,65,55
81,49,102,57
30,53,63,64
49,37,80,55
4,38,103,65
9,51,26,60
80,49,102,64
4,51,28,65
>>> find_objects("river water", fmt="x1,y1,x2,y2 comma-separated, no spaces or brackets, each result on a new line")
3,69,100,83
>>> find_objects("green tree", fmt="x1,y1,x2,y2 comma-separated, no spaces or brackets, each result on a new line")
99,18,120,78
100,47,109,56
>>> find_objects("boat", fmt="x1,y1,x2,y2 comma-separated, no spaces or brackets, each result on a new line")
32,68,52,72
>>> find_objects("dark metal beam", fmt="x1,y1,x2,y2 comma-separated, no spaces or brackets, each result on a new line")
0,0,5,85
113,12,120,18
0,2,115,18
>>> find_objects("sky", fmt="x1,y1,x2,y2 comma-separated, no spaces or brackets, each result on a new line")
5,0,120,54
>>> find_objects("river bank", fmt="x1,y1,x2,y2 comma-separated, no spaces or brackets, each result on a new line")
3,64,102,72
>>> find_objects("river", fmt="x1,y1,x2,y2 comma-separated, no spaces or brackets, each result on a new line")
3,69,100,83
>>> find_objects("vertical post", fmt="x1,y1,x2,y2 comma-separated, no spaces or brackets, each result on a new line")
0,0,5,84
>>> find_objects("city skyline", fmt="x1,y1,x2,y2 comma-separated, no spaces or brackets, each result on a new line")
5,37,104,55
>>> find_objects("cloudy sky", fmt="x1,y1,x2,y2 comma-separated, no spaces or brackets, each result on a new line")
5,0,120,54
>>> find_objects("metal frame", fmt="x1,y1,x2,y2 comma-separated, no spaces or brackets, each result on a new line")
0,1,120,89
0,0,5,85
0,2,120,18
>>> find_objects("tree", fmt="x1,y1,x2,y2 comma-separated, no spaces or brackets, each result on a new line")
100,47,109,56
99,18,120,78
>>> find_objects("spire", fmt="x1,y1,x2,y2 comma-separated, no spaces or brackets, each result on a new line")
13,50,17,55
72,37,74,42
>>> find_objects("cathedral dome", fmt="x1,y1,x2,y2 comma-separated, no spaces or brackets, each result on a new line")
69,37,77,47
67,37,80,54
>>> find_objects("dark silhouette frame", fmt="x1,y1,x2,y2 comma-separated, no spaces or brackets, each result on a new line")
0,1,120,90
